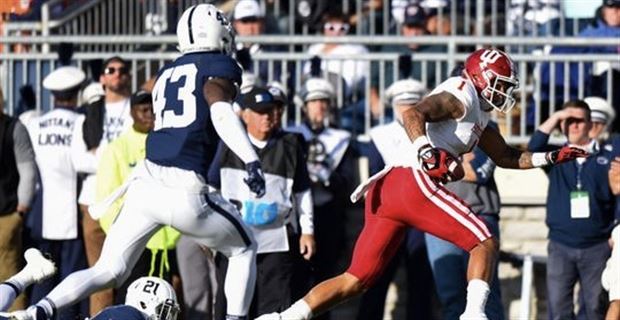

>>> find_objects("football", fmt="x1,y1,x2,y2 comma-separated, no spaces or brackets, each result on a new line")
419,147,465,183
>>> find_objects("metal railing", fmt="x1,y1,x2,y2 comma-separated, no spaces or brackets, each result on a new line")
2,0,600,51
1,35,618,144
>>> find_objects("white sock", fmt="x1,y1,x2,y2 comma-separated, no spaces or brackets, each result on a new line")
0,283,20,311
463,279,489,314
280,300,313,320
9,268,33,290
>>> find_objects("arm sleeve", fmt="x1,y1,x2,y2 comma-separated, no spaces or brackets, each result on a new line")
12,121,37,207
71,115,98,173
294,189,314,235
210,101,259,164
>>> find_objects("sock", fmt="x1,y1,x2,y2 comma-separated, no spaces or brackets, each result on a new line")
0,282,20,311
463,279,489,315
225,315,247,320
35,298,55,319
280,300,313,320
6,271,30,291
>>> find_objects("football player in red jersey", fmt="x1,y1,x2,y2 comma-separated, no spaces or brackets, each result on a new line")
257,48,588,320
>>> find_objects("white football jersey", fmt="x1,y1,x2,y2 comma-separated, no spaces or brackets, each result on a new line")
369,121,417,167
28,108,83,239
425,76,490,156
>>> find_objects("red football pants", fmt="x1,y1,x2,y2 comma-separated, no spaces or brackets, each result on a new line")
347,167,492,288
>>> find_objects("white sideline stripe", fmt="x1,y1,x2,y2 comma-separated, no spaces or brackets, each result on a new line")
418,170,491,238
412,169,487,241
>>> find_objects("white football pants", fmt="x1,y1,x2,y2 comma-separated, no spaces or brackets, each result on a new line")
39,161,257,317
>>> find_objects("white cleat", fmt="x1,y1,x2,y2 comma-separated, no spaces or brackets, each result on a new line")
22,248,56,284
1,307,37,320
459,312,489,320
255,313,282,320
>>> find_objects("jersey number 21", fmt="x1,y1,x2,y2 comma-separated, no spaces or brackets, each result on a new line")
152,64,198,130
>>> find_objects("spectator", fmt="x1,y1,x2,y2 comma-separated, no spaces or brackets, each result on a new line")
0,81,37,311
211,86,315,319
287,78,357,319
587,0,620,131
584,96,616,142
528,100,618,320
507,0,563,37
79,56,133,315
95,90,181,304
537,0,620,129
25,66,91,319
303,10,369,96
369,4,447,117
357,79,436,320
232,0,284,84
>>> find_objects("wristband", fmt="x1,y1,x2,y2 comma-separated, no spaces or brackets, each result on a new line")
412,135,431,152
531,152,550,167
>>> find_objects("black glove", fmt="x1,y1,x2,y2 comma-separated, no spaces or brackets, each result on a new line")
244,161,266,198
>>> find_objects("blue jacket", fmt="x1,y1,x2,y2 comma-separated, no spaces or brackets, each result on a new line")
528,131,618,248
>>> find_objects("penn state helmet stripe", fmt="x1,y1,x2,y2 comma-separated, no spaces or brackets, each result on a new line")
187,5,197,44
204,194,252,247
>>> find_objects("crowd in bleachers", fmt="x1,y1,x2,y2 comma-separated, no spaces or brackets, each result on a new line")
0,0,619,319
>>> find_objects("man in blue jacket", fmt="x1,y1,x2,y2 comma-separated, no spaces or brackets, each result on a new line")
528,99,619,319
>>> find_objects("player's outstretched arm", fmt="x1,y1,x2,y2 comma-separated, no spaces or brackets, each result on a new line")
205,78,266,197
478,125,589,169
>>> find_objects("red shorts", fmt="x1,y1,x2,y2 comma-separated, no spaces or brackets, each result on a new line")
347,167,492,288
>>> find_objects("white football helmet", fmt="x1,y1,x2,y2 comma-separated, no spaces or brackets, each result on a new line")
176,4,236,55
125,277,179,320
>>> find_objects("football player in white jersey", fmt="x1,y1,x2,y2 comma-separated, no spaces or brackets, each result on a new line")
6,4,264,320
257,48,589,320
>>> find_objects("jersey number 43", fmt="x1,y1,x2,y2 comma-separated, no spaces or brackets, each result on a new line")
152,63,198,131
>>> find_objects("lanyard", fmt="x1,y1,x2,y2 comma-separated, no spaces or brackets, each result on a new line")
575,160,583,191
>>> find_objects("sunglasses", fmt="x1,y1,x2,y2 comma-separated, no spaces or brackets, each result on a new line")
324,22,350,33
104,66,129,75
